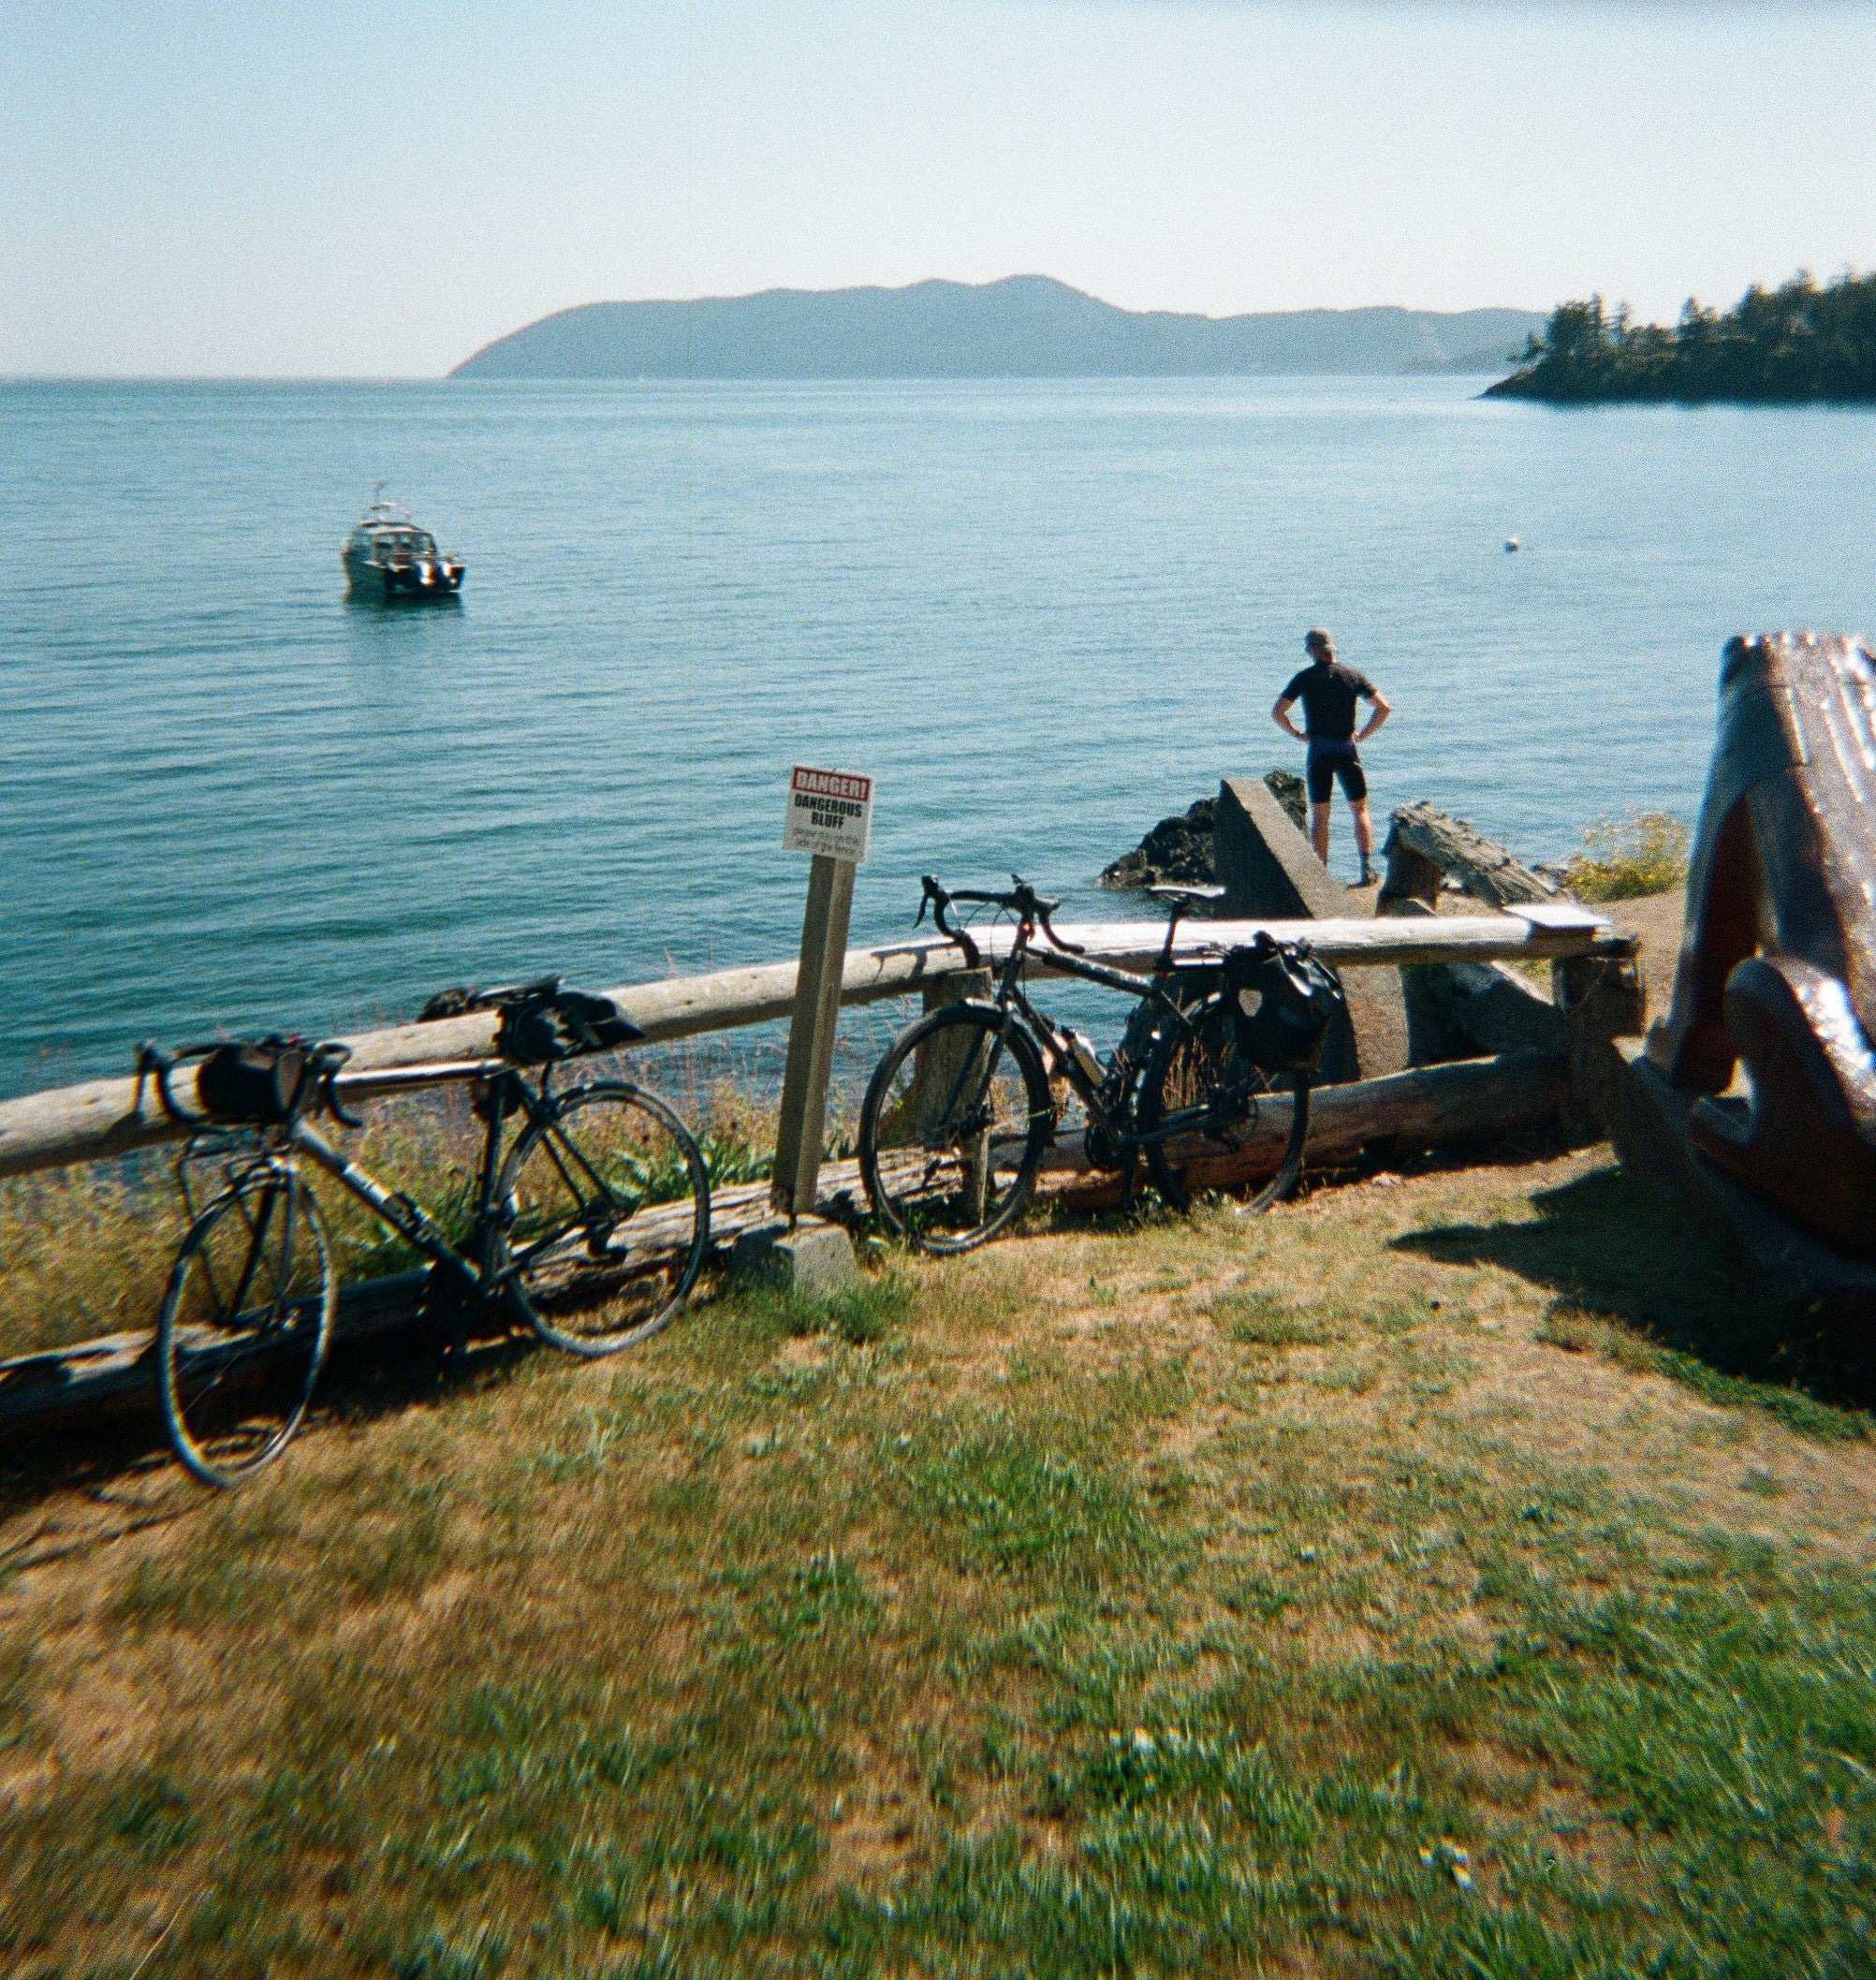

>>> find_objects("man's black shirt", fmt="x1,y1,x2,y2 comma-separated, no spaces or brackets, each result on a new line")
1282,660,1376,743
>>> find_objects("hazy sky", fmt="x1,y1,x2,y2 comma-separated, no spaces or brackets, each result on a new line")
5,1,1871,376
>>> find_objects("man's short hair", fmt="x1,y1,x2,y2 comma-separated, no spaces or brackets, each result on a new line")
1304,628,1334,657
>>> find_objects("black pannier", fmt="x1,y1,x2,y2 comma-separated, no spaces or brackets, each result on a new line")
196,1035,312,1123
417,976,644,1065
495,988,643,1065
1220,934,1345,1077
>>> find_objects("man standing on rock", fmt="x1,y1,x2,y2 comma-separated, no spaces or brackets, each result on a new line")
1272,628,1391,886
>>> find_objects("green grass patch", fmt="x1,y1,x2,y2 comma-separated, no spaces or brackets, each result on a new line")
1540,1300,1869,1443
6,1151,1876,1974
1210,1285,1333,1346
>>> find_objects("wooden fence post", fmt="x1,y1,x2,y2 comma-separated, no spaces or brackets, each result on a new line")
769,852,857,1224
919,968,994,1223
768,765,875,1226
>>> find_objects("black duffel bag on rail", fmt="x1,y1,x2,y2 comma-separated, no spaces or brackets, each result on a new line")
417,975,644,1064
1220,933,1345,1077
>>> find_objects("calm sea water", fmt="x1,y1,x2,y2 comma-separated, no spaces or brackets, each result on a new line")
4,376,1873,1101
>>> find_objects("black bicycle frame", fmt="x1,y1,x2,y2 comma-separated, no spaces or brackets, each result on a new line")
943,917,1212,1160
280,1061,559,1295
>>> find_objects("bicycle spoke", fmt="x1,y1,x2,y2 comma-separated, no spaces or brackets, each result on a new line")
489,1083,709,1355
860,1006,1050,1253
1141,997,1310,1214
158,1162,334,1489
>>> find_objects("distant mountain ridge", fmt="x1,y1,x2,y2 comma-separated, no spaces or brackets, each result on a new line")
451,275,1542,380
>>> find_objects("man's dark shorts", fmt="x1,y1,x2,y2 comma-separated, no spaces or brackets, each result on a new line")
1307,739,1367,804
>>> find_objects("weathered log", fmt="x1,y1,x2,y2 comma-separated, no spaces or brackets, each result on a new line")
0,1052,1563,1441
1039,1051,1562,1207
0,914,1629,1183
1384,894,1570,1074
0,1271,431,1442
1406,959,1566,1071
1379,799,1560,911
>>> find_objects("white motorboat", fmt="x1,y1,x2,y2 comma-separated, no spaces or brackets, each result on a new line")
342,487,464,601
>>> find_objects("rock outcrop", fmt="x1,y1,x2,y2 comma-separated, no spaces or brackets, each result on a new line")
1099,773,1307,889
1098,798,1216,889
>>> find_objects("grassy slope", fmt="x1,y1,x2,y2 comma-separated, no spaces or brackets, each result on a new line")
4,1145,1875,1978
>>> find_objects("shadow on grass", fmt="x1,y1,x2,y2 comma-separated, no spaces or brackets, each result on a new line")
1393,1164,1873,1435
0,1303,549,1533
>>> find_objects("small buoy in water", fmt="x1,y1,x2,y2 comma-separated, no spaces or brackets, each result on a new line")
1504,536,1520,552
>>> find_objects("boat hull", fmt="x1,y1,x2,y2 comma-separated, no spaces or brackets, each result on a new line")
343,550,465,602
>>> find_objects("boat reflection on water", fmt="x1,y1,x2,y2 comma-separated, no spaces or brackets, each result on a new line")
342,485,465,602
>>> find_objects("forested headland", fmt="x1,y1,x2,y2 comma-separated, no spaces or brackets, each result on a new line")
1488,270,1876,403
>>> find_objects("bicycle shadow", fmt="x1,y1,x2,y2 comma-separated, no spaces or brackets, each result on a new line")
1390,1162,1870,1410
0,1319,541,1566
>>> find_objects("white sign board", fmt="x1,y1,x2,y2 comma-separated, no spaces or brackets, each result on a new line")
783,765,873,865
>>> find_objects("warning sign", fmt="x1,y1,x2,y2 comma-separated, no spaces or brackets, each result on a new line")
783,765,873,865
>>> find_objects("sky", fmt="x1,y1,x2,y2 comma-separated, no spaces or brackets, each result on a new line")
4,1,1872,377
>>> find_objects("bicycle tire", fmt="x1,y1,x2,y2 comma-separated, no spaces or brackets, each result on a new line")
487,1081,710,1355
858,1003,1052,1254
157,1159,335,1488
1138,993,1312,1214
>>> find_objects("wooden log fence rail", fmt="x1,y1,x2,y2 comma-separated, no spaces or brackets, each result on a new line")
0,910,1631,1183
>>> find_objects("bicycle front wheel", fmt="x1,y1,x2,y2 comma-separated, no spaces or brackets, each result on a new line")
858,1004,1052,1253
488,1082,710,1355
1138,994,1311,1214
157,1159,335,1488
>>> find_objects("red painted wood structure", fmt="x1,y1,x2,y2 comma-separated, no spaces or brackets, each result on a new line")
1616,633,1876,1301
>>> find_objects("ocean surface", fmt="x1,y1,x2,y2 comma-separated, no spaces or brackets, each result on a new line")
4,376,1873,1103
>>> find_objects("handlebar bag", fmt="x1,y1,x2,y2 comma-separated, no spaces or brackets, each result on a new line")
1222,939,1345,1076
197,1037,311,1123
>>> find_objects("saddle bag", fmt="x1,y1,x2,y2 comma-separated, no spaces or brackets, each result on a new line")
196,1036,312,1123
1220,936,1345,1077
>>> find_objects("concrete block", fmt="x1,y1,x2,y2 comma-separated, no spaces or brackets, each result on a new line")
1214,775,1408,1080
730,1218,860,1301
1214,775,1344,921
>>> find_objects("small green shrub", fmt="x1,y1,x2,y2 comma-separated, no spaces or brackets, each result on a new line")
1210,1287,1327,1347
747,1269,914,1347
1564,810,1690,902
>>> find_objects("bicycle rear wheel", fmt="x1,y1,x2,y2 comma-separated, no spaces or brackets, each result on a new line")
1138,994,1311,1214
858,1004,1052,1253
157,1159,335,1488
488,1081,710,1355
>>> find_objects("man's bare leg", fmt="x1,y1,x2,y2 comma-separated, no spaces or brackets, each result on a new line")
1311,801,1331,864
1351,799,1375,885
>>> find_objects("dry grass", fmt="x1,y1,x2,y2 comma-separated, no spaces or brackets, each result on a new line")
3,1143,1875,1975
1563,811,1692,903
